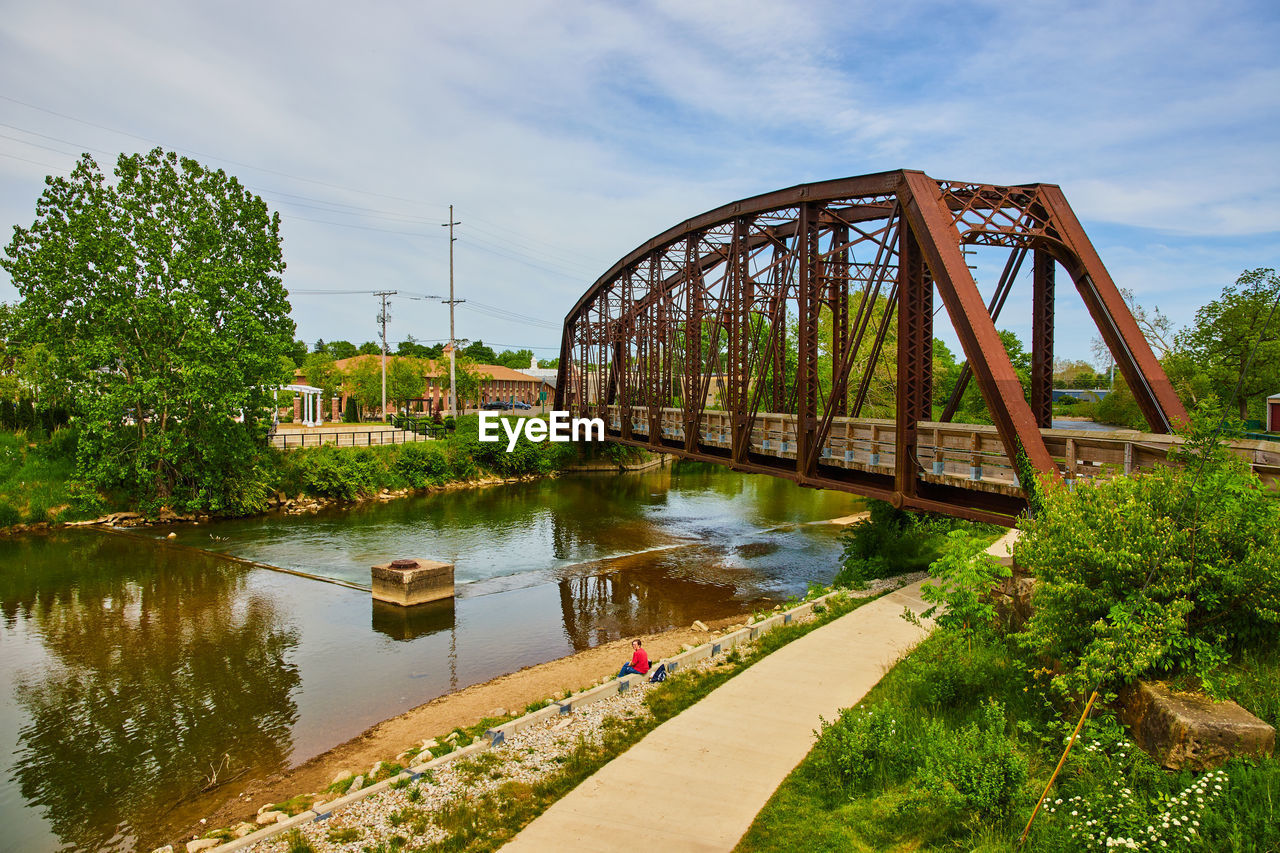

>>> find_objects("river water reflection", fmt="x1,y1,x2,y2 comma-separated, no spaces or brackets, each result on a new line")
0,463,859,851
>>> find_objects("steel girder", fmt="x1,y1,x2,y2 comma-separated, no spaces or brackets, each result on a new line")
554,170,1188,523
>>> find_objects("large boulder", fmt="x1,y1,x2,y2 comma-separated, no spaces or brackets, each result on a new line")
1118,681,1276,771
990,571,1036,630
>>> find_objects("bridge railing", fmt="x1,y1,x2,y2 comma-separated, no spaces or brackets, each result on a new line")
602,405,1280,493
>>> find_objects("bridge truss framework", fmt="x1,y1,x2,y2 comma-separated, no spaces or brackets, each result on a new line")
554,170,1188,523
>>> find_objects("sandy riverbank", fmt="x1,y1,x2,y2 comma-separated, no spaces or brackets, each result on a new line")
187,617,740,840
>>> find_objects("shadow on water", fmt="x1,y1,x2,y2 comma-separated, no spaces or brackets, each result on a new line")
371,597,456,642
0,532,300,853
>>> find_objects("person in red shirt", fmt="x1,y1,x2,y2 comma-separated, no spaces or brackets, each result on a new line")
618,638,649,677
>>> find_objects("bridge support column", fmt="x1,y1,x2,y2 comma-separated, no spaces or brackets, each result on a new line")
1032,250,1055,429
896,220,932,501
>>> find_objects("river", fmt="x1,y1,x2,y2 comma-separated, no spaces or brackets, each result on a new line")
0,462,859,852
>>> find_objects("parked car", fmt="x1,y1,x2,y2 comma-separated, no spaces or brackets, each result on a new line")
481,400,510,410
511,401,532,410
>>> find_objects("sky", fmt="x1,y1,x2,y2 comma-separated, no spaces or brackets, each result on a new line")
1,0,1277,366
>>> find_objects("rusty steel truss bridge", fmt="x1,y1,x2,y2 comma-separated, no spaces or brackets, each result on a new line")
553,170,1279,524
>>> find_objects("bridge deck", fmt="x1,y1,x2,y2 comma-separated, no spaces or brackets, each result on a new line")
597,406,1280,520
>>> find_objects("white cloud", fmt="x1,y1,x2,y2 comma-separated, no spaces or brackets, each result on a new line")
0,0,1276,362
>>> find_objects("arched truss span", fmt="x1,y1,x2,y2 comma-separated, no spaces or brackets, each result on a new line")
554,170,1188,524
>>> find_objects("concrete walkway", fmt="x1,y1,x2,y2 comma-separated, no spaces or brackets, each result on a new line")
501,579,935,853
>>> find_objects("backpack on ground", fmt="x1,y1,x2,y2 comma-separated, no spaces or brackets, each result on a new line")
649,663,667,683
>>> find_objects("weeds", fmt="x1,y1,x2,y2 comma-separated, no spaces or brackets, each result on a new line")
281,829,315,853
326,826,361,843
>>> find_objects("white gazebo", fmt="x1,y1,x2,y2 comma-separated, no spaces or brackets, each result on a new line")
276,384,324,427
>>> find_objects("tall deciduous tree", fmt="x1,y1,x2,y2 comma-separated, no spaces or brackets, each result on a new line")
1177,268,1280,419
344,357,383,414
302,351,340,402
1,149,293,512
387,355,426,411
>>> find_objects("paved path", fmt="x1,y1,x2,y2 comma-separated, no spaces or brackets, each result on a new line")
501,579,935,853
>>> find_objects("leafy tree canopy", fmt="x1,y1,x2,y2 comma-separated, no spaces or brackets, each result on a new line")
1177,267,1280,419
463,340,498,364
357,341,381,356
1,149,293,512
327,340,358,360
495,348,535,369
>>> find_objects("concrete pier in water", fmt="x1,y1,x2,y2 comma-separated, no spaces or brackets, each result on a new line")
371,558,455,606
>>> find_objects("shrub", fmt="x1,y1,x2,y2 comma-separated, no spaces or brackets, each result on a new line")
917,699,1028,817
919,530,1010,647
811,703,920,792
0,500,19,527
394,442,450,488
834,500,992,587
1017,405,1280,698
891,628,1014,711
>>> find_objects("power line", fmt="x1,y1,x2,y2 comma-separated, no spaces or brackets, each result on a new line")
0,150,68,172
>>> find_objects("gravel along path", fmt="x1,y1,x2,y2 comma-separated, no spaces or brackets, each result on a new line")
247,657,709,853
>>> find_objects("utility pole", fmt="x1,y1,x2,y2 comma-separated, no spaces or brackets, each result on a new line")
375,290,397,422
441,206,464,417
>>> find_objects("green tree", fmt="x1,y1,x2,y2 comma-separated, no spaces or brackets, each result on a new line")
432,357,489,409
344,357,383,415
496,348,535,369
396,336,435,358
538,357,559,369
357,341,381,356
302,351,340,406
328,340,358,360
1,149,292,512
343,396,360,423
387,356,426,411
1016,404,1280,698
463,340,498,364
1178,268,1280,419
287,338,309,368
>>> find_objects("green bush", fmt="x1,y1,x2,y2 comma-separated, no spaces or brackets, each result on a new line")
0,500,19,527
811,703,920,792
296,445,379,499
1017,406,1280,698
917,699,1028,817
1095,381,1148,430
890,629,1016,711
919,530,1010,644
393,442,451,488
834,500,994,587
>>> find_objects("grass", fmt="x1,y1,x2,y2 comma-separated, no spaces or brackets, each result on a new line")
0,428,102,527
268,793,315,816
325,826,362,843
735,627,1280,852
282,828,315,853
